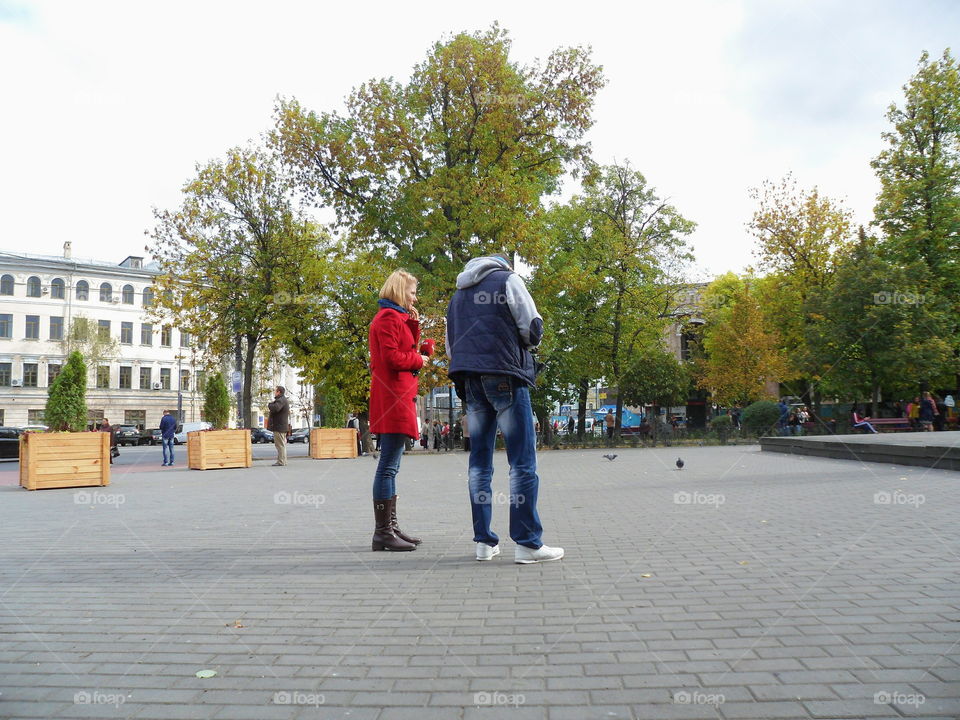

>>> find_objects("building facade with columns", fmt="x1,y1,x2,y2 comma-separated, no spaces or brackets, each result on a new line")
0,245,309,430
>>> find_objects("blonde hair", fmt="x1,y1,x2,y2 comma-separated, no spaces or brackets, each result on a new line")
379,269,417,309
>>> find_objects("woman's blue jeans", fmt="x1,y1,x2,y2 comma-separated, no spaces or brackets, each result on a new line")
464,374,543,549
372,433,407,500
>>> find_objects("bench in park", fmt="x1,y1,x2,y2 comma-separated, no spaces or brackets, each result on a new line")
865,417,913,432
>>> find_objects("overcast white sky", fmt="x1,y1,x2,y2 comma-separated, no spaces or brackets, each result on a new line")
1,0,956,279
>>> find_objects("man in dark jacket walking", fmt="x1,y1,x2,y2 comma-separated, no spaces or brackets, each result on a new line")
446,254,564,565
268,386,290,466
159,410,177,466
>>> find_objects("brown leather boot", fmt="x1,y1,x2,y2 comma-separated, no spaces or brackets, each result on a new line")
372,499,416,551
390,495,421,545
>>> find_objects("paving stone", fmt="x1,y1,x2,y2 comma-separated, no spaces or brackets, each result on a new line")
0,446,956,719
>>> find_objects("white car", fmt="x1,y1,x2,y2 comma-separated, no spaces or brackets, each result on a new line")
174,421,212,444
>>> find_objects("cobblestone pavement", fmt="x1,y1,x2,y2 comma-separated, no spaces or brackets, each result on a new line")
1,445,958,719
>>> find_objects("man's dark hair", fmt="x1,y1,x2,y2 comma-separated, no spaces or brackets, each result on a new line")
276,386,285,394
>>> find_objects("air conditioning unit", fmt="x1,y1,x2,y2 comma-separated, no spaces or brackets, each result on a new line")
10,379,23,387
153,382,162,389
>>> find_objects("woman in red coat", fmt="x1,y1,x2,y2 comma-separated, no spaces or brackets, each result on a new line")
368,270,429,551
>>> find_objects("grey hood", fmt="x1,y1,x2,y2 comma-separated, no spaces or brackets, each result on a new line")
455,256,511,289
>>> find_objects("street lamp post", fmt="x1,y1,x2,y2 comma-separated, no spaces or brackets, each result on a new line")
176,354,183,422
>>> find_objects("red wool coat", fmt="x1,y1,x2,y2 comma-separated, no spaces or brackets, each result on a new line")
368,307,424,439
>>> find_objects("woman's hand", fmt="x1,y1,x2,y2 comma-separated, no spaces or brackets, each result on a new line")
408,306,420,322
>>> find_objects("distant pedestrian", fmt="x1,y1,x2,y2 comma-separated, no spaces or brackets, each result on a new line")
159,410,177,466
567,416,575,436
268,386,290,466
100,418,118,464
347,412,363,455
604,410,615,443
918,391,938,431
778,398,790,436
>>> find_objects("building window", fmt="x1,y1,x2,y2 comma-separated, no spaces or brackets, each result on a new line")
180,331,191,348
26,276,41,297
51,278,65,299
142,287,154,307
23,363,38,387
48,363,62,386
119,366,132,389
0,314,11,339
97,365,110,389
49,316,64,341
27,409,44,424
99,282,113,302
25,315,39,340
122,284,134,304
180,369,190,392
159,367,171,390
196,371,207,393
124,410,146,428
161,326,172,347
139,367,152,390
0,410,4,425
76,280,89,300
140,323,153,345
120,322,133,344
0,274,12,295
98,320,110,340
0,363,10,386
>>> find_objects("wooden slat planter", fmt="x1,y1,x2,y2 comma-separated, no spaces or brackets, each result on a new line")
187,429,252,470
309,428,358,459
20,432,111,490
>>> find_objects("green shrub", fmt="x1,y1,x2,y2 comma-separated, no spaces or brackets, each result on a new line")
203,373,231,429
45,351,87,432
710,414,733,444
741,400,781,436
322,386,347,429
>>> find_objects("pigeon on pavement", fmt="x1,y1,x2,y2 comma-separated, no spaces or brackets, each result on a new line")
676,457,684,469
602,454,618,461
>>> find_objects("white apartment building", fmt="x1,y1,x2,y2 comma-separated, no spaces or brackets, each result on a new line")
0,244,310,430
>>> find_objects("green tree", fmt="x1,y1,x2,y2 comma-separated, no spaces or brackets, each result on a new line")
532,162,695,438
202,372,231,430
804,234,953,414
44,351,87,432
147,145,327,428
697,280,788,406
60,315,119,383
872,49,960,392
747,173,853,406
619,343,691,444
322,386,347,429
873,49,960,293
271,24,605,311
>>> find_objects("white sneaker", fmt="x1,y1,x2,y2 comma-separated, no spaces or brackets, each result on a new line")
476,543,501,561
514,544,564,564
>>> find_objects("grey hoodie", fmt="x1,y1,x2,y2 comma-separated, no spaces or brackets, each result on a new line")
448,256,544,352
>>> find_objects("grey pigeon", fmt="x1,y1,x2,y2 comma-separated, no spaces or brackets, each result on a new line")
602,454,618,461
676,457,684,469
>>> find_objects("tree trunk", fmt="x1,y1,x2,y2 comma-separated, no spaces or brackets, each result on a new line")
614,390,624,443
577,378,588,441
242,334,258,429
234,335,243,428
872,381,881,418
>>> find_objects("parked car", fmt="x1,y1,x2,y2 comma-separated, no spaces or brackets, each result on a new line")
115,425,142,446
174,421,213,444
0,426,24,459
289,427,310,444
142,428,162,446
250,427,275,443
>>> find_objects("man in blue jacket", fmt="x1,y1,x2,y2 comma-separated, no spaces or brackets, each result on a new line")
446,254,564,564
159,410,177,466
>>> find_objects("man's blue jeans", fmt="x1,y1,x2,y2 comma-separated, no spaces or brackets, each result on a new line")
464,374,543,549
162,437,175,464
372,433,406,500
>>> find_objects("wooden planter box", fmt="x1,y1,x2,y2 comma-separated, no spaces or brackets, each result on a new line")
20,432,111,490
187,429,252,470
310,428,358,459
